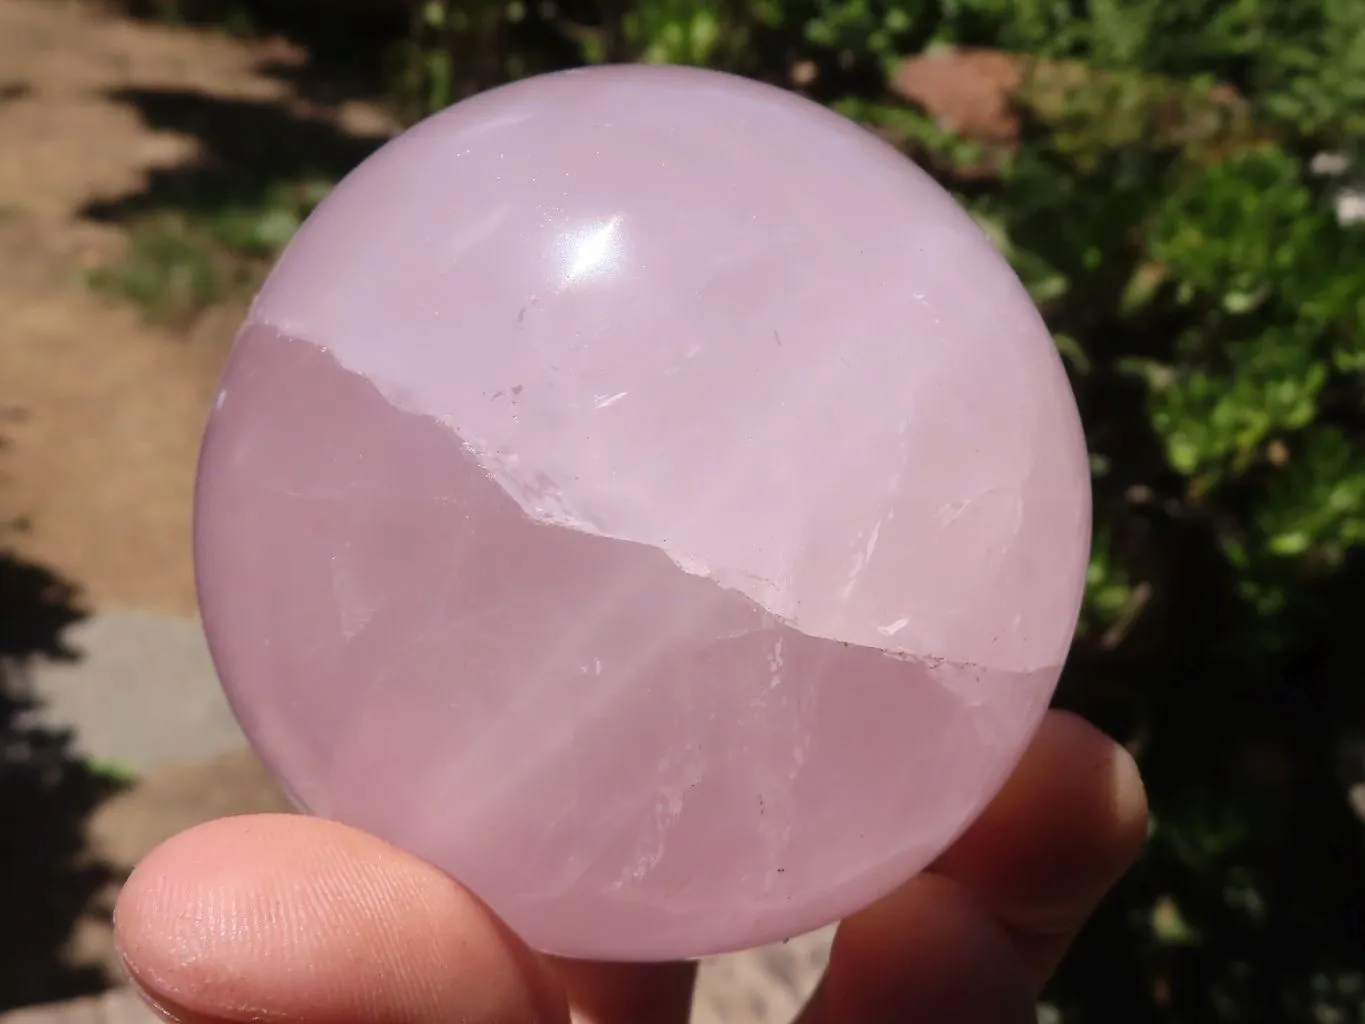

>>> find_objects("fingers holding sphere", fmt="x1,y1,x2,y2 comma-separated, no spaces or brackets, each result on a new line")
115,814,567,1024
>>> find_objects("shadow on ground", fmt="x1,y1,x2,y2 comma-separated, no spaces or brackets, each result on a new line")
0,549,125,1011
102,0,407,102
86,1,402,229
81,87,386,227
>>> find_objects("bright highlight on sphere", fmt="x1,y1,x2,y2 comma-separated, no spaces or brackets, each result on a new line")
194,64,1092,962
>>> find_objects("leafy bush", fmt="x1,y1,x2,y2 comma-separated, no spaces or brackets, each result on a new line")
103,0,1365,1017
87,177,334,323
398,2,1364,1019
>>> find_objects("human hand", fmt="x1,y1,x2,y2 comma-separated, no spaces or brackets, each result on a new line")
114,709,1145,1024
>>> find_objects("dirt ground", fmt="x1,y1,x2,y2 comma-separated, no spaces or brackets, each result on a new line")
0,0,383,1000
0,0,391,614
0,5,834,1017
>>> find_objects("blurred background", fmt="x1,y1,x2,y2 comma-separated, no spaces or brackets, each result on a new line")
1,0,1363,1021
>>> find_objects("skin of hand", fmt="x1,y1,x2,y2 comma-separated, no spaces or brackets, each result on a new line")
114,709,1146,1024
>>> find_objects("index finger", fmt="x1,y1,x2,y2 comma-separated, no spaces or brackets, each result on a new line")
803,710,1147,1022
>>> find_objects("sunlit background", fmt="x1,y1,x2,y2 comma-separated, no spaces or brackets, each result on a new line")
2,1,1363,1022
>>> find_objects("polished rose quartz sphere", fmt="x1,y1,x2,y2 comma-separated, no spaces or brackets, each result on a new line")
195,64,1091,962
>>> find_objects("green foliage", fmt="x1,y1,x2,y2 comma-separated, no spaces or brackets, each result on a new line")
87,177,331,323
84,757,141,786
100,1,1365,1018
86,218,226,322
392,2,1365,1019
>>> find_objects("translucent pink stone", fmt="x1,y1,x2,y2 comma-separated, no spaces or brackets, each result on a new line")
194,64,1091,962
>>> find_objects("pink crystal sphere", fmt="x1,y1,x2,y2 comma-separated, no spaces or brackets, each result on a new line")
195,64,1091,962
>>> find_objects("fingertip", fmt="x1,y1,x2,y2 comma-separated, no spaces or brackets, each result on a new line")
116,814,564,1024
808,874,1036,1024
1048,709,1148,852
924,709,1146,985
943,710,1148,934
803,709,1149,1020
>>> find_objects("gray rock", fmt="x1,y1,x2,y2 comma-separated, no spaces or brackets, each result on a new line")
20,611,243,771
10,609,834,1022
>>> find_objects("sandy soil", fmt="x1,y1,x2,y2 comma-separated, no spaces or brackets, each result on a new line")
0,0,390,614
0,0,382,998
